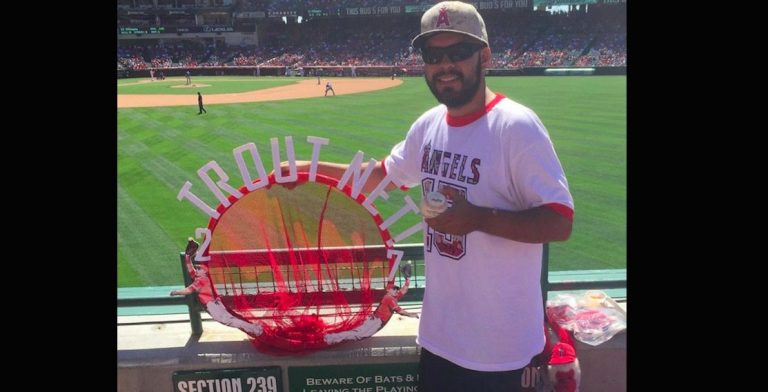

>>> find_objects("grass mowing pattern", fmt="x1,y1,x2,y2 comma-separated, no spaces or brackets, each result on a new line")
118,76,625,287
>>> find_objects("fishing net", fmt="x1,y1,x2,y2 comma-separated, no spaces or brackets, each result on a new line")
196,172,396,352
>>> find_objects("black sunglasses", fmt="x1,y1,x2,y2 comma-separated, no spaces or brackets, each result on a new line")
421,42,485,65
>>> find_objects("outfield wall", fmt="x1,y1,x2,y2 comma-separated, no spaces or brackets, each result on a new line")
117,66,626,79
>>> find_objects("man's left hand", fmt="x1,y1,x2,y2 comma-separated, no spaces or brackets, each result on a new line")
424,187,480,235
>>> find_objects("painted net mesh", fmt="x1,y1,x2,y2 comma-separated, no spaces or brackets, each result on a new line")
204,173,393,351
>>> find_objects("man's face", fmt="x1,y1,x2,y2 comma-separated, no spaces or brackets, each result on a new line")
422,33,486,109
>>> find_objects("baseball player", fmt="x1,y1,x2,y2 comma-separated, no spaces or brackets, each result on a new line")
324,262,418,345
324,80,335,96
170,239,263,337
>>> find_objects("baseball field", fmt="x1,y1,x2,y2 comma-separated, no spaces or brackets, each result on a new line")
117,75,626,287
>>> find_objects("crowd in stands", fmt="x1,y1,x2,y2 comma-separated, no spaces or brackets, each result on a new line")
237,0,270,11
118,7,625,71
122,0,436,12
266,1,435,13
118,41,242,69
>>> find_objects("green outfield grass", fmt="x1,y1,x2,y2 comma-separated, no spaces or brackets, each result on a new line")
117,76,297,95
118,75,626,287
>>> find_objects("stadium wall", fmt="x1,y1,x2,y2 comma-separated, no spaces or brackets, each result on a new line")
118,317,625,392
488,67,626,76
117,66,626,79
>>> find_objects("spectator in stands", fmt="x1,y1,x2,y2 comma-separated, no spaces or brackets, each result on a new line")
197,92,207,115
279,2,573,391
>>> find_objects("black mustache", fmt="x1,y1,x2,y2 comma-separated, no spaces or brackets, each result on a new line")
433,71,463,81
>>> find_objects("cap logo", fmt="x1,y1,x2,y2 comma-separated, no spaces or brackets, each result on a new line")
435,6,450,28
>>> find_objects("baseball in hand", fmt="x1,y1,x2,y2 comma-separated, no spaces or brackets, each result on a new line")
420,191,448,218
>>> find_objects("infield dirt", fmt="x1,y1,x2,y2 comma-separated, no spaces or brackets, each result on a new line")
117,78,403,108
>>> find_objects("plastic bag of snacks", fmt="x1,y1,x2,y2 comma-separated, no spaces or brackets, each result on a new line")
546,290,626,346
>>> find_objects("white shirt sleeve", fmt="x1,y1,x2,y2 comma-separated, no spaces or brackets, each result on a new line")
384,107,445,189
506,107,574,210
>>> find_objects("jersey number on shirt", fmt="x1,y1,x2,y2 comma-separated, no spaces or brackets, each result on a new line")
422,180,467,260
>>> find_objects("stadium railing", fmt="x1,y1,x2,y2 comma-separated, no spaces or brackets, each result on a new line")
117,243,626,334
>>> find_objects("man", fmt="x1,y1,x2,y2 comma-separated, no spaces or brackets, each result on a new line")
323,276,418,345
170,239,262,337
282,2,573,390
324,80,335,96
197,92,207,114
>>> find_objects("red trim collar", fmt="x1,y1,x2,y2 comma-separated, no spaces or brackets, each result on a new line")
446,94,505,127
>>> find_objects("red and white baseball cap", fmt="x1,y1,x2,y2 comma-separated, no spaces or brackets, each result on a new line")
549,342,577,365
411,1,489,49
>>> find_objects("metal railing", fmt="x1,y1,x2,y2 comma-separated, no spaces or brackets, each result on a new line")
118,243,626,334
117,251,204,334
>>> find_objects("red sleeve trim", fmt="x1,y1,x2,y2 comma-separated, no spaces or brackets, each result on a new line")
381,156,409,191
543,203,574,221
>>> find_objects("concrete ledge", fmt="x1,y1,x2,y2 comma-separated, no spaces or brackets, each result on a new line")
575,330,626,392
118,311,421,392
118,301,625,392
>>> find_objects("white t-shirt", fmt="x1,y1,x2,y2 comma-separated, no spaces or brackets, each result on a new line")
384,95,574,371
